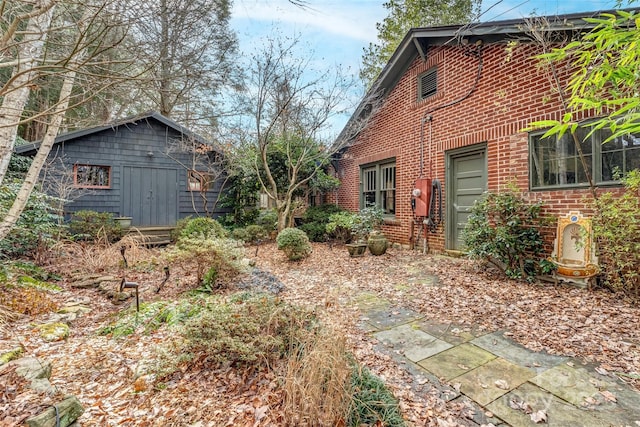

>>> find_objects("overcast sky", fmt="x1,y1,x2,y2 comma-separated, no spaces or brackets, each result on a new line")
230,0,621,137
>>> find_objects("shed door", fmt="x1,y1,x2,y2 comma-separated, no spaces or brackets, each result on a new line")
122,166,178,226
447,145,487,250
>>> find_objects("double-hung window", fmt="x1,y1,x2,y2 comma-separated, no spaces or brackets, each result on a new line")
530,127,640,189
361,160,396,215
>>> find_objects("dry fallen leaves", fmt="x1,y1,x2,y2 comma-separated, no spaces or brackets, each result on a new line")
530,409,548,424
2,242,640,426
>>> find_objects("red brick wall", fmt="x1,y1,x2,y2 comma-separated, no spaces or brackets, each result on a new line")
335,41,624,251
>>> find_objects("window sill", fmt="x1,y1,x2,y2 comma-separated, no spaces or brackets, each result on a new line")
383,218,401,226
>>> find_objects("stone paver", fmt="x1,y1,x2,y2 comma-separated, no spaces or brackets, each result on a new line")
360,282,640,426
418,321,489,346
472,332,567,374
364,307,422,330
454,358,536,406
374,324,452,363
530,363,602,407
486,382,609,427
418,343,497,381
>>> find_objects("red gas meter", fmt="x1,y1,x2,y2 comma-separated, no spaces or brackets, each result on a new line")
411,177,432,217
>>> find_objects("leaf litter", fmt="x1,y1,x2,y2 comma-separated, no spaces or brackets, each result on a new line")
1,242,639,426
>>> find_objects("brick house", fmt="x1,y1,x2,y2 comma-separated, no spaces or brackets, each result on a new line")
333,10,640,252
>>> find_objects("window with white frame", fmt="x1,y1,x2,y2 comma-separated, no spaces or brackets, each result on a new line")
529,126,640,189
361,160,396,215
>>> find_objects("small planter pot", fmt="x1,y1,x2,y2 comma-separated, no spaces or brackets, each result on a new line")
114,217,132,230
346,242,367,257
367,232,388,256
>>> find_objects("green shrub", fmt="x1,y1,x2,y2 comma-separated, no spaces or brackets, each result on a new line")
326,211,357,243
299,204,345,242
179,217,228,240
348,365,405,427
256,209,278,232
592,170,640,300
352,206,384,242
0,183,61,258
231,227,250,242
171,216,192,242
245,224,268,242
463,183,550,280
68,210,122,243
277,228,312,261
164,235,247,286
179,292,316,369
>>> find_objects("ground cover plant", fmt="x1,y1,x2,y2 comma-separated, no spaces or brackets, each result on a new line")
592,170,640,300
2,238,639,425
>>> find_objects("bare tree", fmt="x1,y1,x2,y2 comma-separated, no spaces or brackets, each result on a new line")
124,0,240,130
234,36,380,231
40,156,94,227
164,135,227,217
0,0,57,182
0,1,135,240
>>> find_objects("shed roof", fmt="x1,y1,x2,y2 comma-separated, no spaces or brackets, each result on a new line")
14,111,212,155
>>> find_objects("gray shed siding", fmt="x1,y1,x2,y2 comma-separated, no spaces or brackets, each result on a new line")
41,117,226,226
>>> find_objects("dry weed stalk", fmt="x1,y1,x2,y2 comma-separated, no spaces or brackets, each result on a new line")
50,235,153,274
283,329,351,426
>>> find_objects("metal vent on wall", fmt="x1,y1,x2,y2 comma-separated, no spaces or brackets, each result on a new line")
419,67,437,100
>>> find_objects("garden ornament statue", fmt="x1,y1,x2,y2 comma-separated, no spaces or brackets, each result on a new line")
549,211,599,287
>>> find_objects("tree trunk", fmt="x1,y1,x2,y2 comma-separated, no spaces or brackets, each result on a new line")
0,0,56,184
0,2,93,241
0,65,78,241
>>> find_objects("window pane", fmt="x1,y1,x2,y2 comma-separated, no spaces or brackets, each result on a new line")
380,164,396,215
75,165,110,187
626,144,640,173
530,133,591,188
602,151,623,181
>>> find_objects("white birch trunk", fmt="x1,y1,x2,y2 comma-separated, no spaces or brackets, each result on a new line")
0,0,56,184
0,3,94,241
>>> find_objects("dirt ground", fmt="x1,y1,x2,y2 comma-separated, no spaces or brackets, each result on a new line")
1,242,638,426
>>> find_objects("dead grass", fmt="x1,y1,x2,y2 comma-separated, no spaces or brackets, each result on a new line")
48,235,156,274
282,328,352,426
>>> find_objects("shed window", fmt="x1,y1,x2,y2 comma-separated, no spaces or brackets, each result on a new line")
530,126,640,189
418,67,437,101
188,170,214,191
361,160,396,215
74,165,110,188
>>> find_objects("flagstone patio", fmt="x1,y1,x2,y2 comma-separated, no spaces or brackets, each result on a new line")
362,304,640,426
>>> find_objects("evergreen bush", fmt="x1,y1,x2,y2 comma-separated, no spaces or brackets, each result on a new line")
277,228,312,261
299,204,345,242
0,183,60,258
326,211,357,243
463,183,551,280
179,217,228,240
68,210,122,243
592,170,640,300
